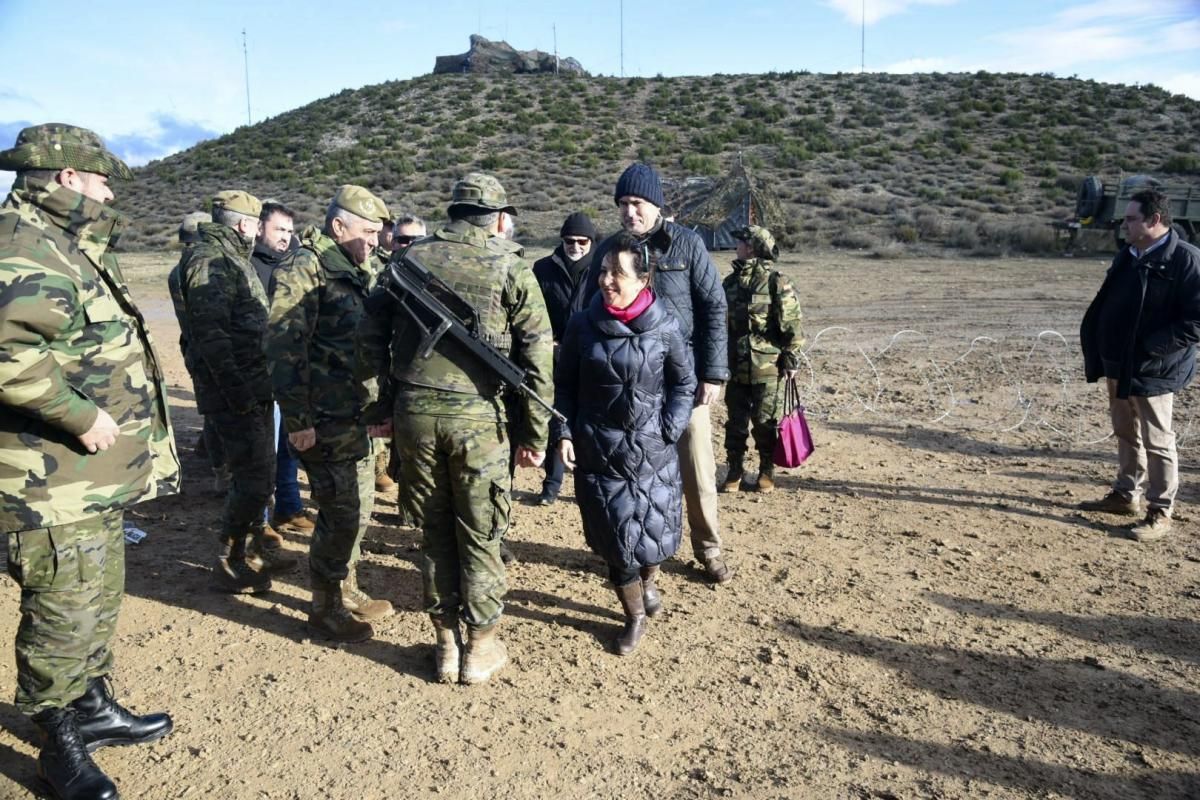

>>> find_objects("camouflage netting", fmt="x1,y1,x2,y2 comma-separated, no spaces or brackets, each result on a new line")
671,161,785,251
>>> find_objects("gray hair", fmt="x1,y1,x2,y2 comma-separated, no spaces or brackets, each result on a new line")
324,204,368,230
213,207,257,229
395,212,425,228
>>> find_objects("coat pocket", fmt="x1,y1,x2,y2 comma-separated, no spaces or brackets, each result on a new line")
488,480,511,540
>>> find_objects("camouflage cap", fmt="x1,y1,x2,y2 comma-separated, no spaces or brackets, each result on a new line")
332,184,390,223
179,211,210,243
211,190,262,218
732,225,779,261
449,172,518,216
0,122,133,180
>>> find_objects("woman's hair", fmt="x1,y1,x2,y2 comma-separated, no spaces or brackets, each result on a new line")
604,232,652,279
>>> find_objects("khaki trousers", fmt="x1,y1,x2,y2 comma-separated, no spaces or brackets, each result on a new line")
1107,378,1178,512
678,403,722,560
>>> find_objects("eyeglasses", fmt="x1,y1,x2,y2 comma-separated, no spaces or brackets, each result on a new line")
563,237,590,246
393,235,420,246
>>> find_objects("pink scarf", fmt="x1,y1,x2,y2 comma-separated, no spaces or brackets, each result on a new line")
605,287,653,323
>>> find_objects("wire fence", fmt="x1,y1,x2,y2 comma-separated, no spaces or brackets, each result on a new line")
791,327,1199,449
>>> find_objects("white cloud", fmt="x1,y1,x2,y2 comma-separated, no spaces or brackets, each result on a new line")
1055,0,1194,25
1155,71,1200,99
824,0,958,26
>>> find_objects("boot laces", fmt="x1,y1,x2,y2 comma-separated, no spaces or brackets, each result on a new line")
54,710,100,772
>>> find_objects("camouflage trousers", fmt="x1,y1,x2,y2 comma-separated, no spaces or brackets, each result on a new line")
301,452,375,583
394,411,509,629
209,403,275,541
724,380,782,466
6,510,124,714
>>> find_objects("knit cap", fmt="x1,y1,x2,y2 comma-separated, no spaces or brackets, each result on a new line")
559,212,597,241
614,162,664,208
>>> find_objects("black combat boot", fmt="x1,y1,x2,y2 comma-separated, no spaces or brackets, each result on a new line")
32,707,119,800
214,536,272,594
71,676,173,752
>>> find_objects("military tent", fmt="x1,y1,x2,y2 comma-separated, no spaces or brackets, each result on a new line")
670,161,785,251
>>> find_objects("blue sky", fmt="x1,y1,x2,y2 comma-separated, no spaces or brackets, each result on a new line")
1,0,1198,174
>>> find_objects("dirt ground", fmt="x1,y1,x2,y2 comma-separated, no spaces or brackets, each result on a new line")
2,250,1198,800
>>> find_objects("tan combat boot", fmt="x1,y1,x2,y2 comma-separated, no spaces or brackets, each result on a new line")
640,565,663,617
342,569,394,622
309,578,373,643
461,624,508,685
272,510,315,533
756,463,776,493
431,615,463,684
613,580,647,656
247,525,299,574
214,536,271,594
720,458,745,493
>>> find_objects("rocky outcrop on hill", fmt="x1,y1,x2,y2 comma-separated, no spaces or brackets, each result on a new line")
433,34,587,76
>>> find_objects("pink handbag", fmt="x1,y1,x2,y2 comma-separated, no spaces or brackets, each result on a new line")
773,378,814,468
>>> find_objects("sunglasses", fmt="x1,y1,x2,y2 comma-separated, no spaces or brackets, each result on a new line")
563,237,591,246
393,235,420,246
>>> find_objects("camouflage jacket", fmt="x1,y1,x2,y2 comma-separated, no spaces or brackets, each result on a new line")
0,178,180,532
359,220,554,450
174,222,272,415
722,258,804,384
266,226,376,462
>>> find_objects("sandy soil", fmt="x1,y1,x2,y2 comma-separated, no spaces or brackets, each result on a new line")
1,250,1198,800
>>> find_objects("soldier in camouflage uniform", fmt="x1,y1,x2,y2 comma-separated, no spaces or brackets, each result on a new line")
173,190,298,593
721,226,804,493
360,173,553,685
0,124,180,800
266,185,393,643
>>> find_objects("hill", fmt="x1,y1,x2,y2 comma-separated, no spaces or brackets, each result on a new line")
115,70,1200,256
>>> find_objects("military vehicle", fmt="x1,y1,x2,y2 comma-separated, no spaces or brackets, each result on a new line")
1069,175,1199,249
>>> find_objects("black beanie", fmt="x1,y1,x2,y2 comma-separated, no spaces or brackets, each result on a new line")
559,212,597,241
614,162,665,208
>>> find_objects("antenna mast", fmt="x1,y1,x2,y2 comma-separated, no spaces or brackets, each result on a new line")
554,23,559,75
860,0,865,73
242,28,252,125
620,0,625,77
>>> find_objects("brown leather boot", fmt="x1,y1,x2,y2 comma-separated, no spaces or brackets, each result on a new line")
431,615,462,684
613,580,647,656
342,569,394,622
640,565,663,617
461,624,508,685
309,577,373,643
247,526,299,574
214,536,271,594
756,464,776,493
272,511,315,533
720,457,745,493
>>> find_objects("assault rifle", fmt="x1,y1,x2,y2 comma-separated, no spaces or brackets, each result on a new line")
382,248,566,425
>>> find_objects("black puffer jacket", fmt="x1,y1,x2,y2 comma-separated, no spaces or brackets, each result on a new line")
1081,230,1200,398
584,220,729,384
553,293,697,568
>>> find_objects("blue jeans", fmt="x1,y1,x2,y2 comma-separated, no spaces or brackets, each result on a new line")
274,405,303,518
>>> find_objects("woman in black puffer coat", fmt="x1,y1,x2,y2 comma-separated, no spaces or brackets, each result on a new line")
554,232,697,655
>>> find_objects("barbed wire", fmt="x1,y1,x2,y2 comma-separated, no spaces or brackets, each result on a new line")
789,327,1199,449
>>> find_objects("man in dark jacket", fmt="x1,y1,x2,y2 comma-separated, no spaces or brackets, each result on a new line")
1079,189,1200,541
531,211,597,504
585,163,733,584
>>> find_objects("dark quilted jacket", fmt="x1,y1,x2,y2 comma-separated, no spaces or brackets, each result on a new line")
553,293,697,569
584,220,730,384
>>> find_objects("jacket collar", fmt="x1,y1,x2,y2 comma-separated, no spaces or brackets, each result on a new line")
198,221,253,259
587,289,666,336
10,177,122,255
641,217,672,252
300,225,371,283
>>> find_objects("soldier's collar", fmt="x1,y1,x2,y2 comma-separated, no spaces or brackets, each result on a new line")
304,225,366,277
199,221,254,257
14,176,121,248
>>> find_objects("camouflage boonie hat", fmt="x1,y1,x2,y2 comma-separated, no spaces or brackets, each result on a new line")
333,185,389,223
0,122,133,180
449,172,518,216
179,211,209,243
732,225,779,261
210,190,262,218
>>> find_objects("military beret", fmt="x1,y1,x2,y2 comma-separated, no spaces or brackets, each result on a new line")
211,190,262,218
0,122,133,180
449,172,518,216
732,225,779,261
178,211,210,243
331,184,389,223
